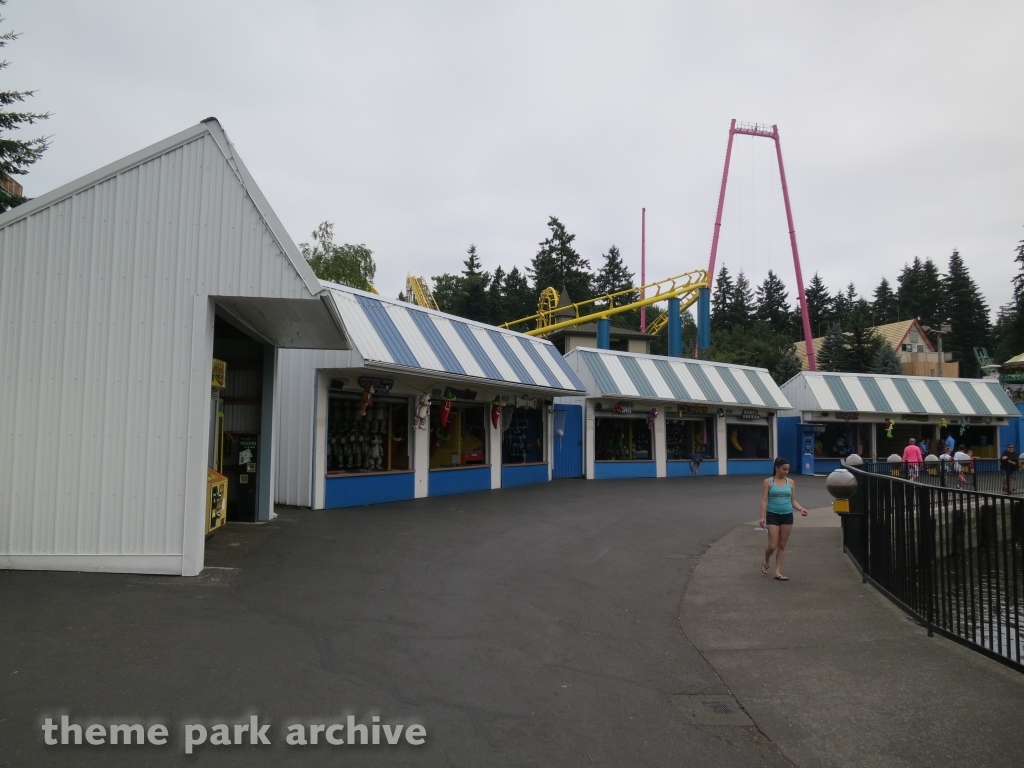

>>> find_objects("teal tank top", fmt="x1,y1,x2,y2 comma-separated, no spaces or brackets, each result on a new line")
767,479,793,515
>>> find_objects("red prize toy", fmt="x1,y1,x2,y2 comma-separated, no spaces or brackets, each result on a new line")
491,399,502,429
439,387,455,428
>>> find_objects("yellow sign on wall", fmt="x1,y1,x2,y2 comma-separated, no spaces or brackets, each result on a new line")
211,359,227,389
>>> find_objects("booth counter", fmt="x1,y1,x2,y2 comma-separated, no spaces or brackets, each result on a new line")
778,372,1018,475
557,349,790,480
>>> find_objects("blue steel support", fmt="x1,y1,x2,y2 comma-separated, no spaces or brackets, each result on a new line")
596,318,611,349
667,297,682,357
697,287,711,355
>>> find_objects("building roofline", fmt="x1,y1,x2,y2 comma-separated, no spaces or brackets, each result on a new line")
563,346,772,375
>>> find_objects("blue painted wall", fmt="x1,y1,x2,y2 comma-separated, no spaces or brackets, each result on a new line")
502,463,550,488
667,460,719,477
778,416,800,471
553,404,584,479
999,403,1024,451
325,472,415,509
428,466,492,497
814,458,843,474
727,459,775,476
593,461,657,479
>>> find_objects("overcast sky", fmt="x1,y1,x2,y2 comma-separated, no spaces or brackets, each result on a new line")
10,1,1024,319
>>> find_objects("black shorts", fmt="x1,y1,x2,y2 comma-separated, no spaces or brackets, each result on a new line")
765,512,794,527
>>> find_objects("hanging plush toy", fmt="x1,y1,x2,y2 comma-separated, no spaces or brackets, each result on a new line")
939,417,948,429
491,398,503,429
439,387,455,428
413,393,431,431
959,420,967,436
359,381,375,416
647,407,659,431
885,418,895,439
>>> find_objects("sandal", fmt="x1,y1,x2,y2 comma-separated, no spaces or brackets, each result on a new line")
774,575,789,581
761,560,770,575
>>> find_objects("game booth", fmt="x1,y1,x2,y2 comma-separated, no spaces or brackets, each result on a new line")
778,371,1019,475
555,348,790,480
275,284,587,509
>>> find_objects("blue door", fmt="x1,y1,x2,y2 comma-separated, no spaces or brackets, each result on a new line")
553,404,583,479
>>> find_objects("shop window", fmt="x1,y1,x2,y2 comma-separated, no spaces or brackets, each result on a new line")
726,423,771,459
595,417,652,461
429,402,488,468
939,426,997,458
666,417,715,460
327,397,410,474
814,423,872,459
876,424,927,459
502,407,545,464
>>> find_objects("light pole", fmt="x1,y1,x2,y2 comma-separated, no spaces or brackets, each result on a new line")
922,323,952,377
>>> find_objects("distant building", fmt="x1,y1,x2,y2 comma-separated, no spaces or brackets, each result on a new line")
542,288,654,355
793,319,960,377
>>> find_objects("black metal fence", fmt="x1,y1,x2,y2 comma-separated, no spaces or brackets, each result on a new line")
857,459,1022,498
843,467,1023,671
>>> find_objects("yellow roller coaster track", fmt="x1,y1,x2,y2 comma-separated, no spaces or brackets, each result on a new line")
500,269,710,337
405,274,439,310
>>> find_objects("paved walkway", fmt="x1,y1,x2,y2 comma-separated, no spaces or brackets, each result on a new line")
681,507,1024,768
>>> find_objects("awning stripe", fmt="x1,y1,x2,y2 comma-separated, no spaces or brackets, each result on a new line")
717,367,752,405
893,378,925,413
653,359,692,400
407,311,465,375
517,337,563,389
619,355,658,398
543,345,586,390
825,376,857,411
353,295,419,368
955,381,987,414
685,362,720,401
452,323,503,381
984,381,1016,413
745,369,778,407
581,351,619,395
857,376,890,412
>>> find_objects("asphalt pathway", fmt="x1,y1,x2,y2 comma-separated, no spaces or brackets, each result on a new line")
0,475,830,768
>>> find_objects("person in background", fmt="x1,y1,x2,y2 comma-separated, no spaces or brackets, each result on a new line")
903,437,923,479
759,457,809,581
689,451,704,476
953,444,971,489
945,433,956,454
919,437,929,456
1001,443,1019,494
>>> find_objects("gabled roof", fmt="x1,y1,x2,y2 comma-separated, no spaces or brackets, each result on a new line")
324,284,586,394
793,319,933,370
780,371,1017,417
563,348,790,409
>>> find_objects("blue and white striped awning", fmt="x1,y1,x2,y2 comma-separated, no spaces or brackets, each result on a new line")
564,348,789,409
325,285,585,393
781,372,1017,417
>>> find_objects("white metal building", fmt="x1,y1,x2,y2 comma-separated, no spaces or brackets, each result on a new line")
0,119,346,576
275,284,587,509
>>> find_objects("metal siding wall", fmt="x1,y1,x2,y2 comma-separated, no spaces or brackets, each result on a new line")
1,133,313,565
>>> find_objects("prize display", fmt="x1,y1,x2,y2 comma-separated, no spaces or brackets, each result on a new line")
665,417,714,460
725,423,771,459
429,401,487,468
501,407,544,464
327,397,409,473
595,416,651,461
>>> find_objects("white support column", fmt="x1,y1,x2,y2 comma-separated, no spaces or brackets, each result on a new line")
770,413,778,460
870,422,878,460
489,397,502,490
546,405,554,480
717,415,728,476
414,414,430,498
312,370,330,510
655,405,667,478
182,296,215,577
585,401,596,479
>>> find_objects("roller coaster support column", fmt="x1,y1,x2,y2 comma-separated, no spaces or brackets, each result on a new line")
697,287,711,356
597,318,611,349
667,297,682,357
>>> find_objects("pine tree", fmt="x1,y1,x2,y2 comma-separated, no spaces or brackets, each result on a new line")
817,324,850,372
754,270,792,336
593,244,639,329
458,244,490,322
993,237,1024,362
528,216,592,303
869,342,904,375
897,257,943,328
0,2,50,213
845,303,883,373
501,266,536,330
941,250,991,376
487,265,506,325
300,221,376,291
803,273,833,338
872,278,897,326
711,265,735,331
728,271,756,330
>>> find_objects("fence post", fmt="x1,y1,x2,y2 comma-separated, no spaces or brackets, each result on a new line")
917,484,935,637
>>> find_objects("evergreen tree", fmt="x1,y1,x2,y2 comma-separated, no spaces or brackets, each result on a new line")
817,324,850,372
845,304,884,373
941,250,991,376
300,221,376,291
430,273,461,314
487,265,506,325
831,283,859,321
869,342,904,375
528,216,592,302
711,265,735,331
897,257,944,327
803,273,833,338
0,2,50,213
593,244,639,329
754,270,792,336
458,244,490,322
727,271,756,330
871,277,897,326
990,236,1024,364
707,321,802,384
500,266,536,330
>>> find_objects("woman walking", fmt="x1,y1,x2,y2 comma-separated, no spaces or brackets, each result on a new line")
760,457,809,581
